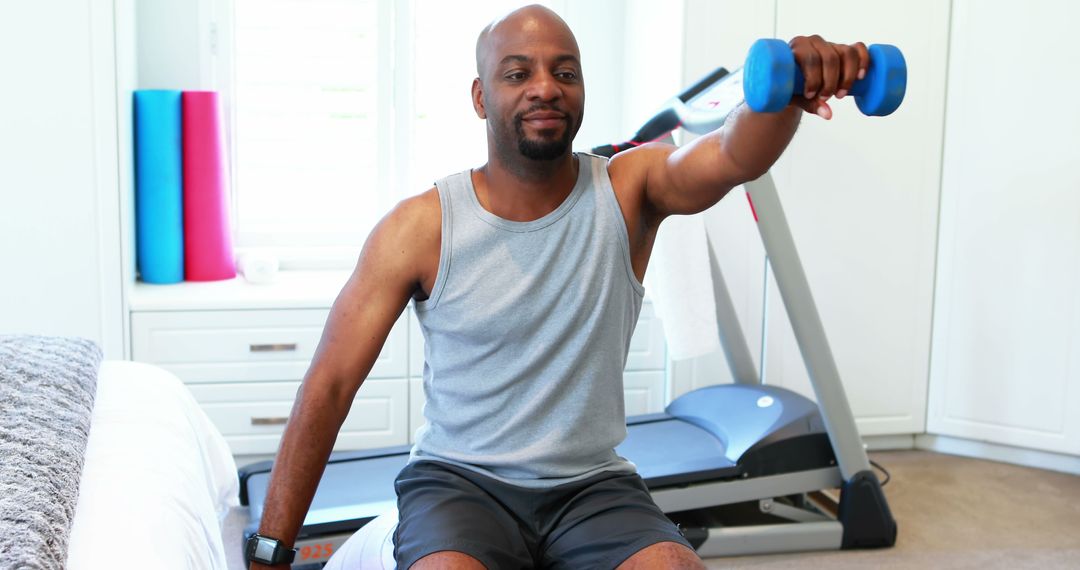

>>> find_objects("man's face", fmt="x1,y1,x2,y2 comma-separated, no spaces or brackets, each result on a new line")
474,13,584,162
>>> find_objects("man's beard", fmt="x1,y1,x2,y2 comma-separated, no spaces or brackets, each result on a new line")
513,111,575,161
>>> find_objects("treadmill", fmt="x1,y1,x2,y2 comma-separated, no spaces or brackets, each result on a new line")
239,66,897,564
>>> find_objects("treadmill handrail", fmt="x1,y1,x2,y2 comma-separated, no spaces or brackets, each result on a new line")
743,173,872,480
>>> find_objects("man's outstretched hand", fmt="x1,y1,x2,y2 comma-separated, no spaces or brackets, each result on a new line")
787,35,870,120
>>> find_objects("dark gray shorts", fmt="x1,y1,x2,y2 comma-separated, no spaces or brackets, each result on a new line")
393,460,693,569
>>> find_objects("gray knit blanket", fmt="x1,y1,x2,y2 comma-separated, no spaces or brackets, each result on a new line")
0,336,102,570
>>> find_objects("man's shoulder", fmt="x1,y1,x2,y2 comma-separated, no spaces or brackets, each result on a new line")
362,187,441,285
391,187,441,227
372,187,441,255
605,142,676,175
604,142,677,197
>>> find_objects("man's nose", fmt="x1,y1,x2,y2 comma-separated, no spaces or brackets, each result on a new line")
526,71,561,101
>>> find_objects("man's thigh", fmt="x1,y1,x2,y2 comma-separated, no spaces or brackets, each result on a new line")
539,471,698,570
393,461,533,569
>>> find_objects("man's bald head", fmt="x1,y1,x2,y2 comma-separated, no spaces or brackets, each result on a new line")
470,4,585,164
475,4,579,78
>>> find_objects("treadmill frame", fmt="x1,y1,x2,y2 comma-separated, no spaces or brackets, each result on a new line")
661,66,896,551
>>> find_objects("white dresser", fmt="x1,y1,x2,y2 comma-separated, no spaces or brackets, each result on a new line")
130,271,667,456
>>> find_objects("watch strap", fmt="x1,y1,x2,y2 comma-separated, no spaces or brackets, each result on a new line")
246,533,298,565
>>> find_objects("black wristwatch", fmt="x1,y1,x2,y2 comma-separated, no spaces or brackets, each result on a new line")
245,533,297,566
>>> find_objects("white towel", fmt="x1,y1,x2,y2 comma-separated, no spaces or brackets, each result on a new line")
644,212,721,360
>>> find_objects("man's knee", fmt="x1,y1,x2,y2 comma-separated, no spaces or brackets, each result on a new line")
410,550,487,570
617,541,705,570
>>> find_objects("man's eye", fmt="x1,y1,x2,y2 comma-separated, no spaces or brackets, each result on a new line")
557,71,578,80
505,72,527,81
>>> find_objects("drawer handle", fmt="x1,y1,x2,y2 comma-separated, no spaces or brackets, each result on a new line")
249,343,298,353
251,417,289,426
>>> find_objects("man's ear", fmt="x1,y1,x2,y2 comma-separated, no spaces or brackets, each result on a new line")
471,78,486,119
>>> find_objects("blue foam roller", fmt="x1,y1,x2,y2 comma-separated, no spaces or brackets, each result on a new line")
134,90,184,284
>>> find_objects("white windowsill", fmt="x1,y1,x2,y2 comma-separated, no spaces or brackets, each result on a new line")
129,269,353,312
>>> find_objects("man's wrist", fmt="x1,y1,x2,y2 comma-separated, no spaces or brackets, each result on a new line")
245,533,297,566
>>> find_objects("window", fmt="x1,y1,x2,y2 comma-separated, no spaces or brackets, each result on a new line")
217,0,662,264
228,0,388,250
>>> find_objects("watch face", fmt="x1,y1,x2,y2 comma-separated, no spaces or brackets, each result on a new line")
254,537,278,562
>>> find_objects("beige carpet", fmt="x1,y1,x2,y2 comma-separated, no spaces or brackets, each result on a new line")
703,451,1080,569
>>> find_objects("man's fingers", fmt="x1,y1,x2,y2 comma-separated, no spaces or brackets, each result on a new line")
853,41,870,81
790,35,822,99
793,96,832,120
785,35,863,117
818,100,833,120
810,35,841,99
836,44,859,99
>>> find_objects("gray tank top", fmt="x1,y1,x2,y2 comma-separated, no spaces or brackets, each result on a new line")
409,153,645,488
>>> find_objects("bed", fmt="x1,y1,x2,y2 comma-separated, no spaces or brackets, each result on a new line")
67,360,245,569
0,336,244,569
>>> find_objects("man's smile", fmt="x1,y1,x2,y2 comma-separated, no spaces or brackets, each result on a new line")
521,110,566,130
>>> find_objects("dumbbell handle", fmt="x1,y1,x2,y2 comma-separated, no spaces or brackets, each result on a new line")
790,67,873,99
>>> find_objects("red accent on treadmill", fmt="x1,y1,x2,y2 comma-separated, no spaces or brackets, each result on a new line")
746,191,759,222
625,126,682,151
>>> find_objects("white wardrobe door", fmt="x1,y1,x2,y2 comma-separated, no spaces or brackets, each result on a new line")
927,0,1080,455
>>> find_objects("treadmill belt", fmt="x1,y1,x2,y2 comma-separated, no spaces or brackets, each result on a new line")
618,417,738,488
245,453,408,533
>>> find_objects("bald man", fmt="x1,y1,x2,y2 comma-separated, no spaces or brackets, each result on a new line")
249,5,868,569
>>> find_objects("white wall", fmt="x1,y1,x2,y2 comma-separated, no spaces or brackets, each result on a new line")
618,0,686,138
136,0,213,89
0,0,129,358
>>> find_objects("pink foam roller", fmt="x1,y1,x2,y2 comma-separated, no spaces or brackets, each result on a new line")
182,91,236,281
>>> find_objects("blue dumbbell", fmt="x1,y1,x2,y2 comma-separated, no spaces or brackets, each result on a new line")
743,38,907,116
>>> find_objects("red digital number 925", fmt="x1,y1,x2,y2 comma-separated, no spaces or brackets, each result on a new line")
299,542,335,560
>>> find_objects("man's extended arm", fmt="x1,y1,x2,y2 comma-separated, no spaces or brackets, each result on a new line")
612,36,869,220
249,191,439,569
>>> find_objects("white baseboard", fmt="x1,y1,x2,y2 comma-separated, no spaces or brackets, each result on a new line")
915,434,1080,476
235,453,276,469
863,434,916,451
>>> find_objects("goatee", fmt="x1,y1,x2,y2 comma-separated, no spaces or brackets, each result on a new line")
514,112,573,161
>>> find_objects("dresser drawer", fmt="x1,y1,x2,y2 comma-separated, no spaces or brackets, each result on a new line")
132,309,408,383
623,370,666,416
188,379,409,455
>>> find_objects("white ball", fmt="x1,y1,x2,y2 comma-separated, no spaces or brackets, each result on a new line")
236,252,280,284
